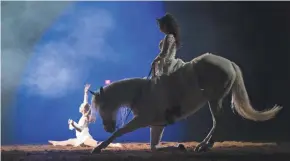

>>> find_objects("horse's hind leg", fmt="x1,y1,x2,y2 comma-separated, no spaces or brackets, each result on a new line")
150,126,186,151
194,100,220,152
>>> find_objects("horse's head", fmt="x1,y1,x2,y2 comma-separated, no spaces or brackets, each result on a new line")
91,78,148,133
91,86,118,133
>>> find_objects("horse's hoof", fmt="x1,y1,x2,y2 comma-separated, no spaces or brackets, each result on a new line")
177,144,186,151
91,147,101,154
194,142,210,152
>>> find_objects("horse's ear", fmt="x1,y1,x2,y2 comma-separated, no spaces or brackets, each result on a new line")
100,86,104,96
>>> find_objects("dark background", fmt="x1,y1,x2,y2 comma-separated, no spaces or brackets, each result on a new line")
164,1,290,142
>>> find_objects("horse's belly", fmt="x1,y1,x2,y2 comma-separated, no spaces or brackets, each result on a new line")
175,92,208,121
178,102,206,120
149,102,206,126
148,100,206,126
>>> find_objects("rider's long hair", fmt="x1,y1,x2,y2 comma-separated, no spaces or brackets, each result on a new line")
157,13,181,49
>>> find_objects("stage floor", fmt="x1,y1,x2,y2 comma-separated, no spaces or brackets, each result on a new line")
2,141,290,161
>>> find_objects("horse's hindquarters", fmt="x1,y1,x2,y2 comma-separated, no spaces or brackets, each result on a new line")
193,54,236,100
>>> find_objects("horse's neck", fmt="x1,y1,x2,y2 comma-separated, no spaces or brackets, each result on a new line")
108,78,148,107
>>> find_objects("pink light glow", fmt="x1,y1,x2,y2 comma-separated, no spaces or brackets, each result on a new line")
105,80,111,85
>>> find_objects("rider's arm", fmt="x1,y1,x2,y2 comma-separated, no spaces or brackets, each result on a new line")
159,40,164,50
69,120,78,130
83,89,89,104
71,121,82,132
158,34,175,58
71,118,88,132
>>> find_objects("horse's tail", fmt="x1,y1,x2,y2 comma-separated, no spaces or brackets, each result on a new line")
230,62,282,121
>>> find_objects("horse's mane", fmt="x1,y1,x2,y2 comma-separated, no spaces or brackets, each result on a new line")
116,106,132,127
103,77,144,127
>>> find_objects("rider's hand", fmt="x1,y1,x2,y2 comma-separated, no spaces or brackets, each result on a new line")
84,84,91,93
151,62,155,68
151,56,161,67
68,119,73,125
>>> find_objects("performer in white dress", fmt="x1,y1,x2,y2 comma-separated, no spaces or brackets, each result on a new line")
152,13,184,77
48,84,122,148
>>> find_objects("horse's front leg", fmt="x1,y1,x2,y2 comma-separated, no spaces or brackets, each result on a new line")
91,116,148,154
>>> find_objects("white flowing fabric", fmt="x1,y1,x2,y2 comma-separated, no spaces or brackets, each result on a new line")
69,116,93,147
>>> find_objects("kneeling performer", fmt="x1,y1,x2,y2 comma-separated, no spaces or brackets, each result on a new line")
48,84,122,148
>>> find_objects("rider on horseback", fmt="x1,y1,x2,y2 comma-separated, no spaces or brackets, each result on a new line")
151,13,185,125
151,13,183,78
